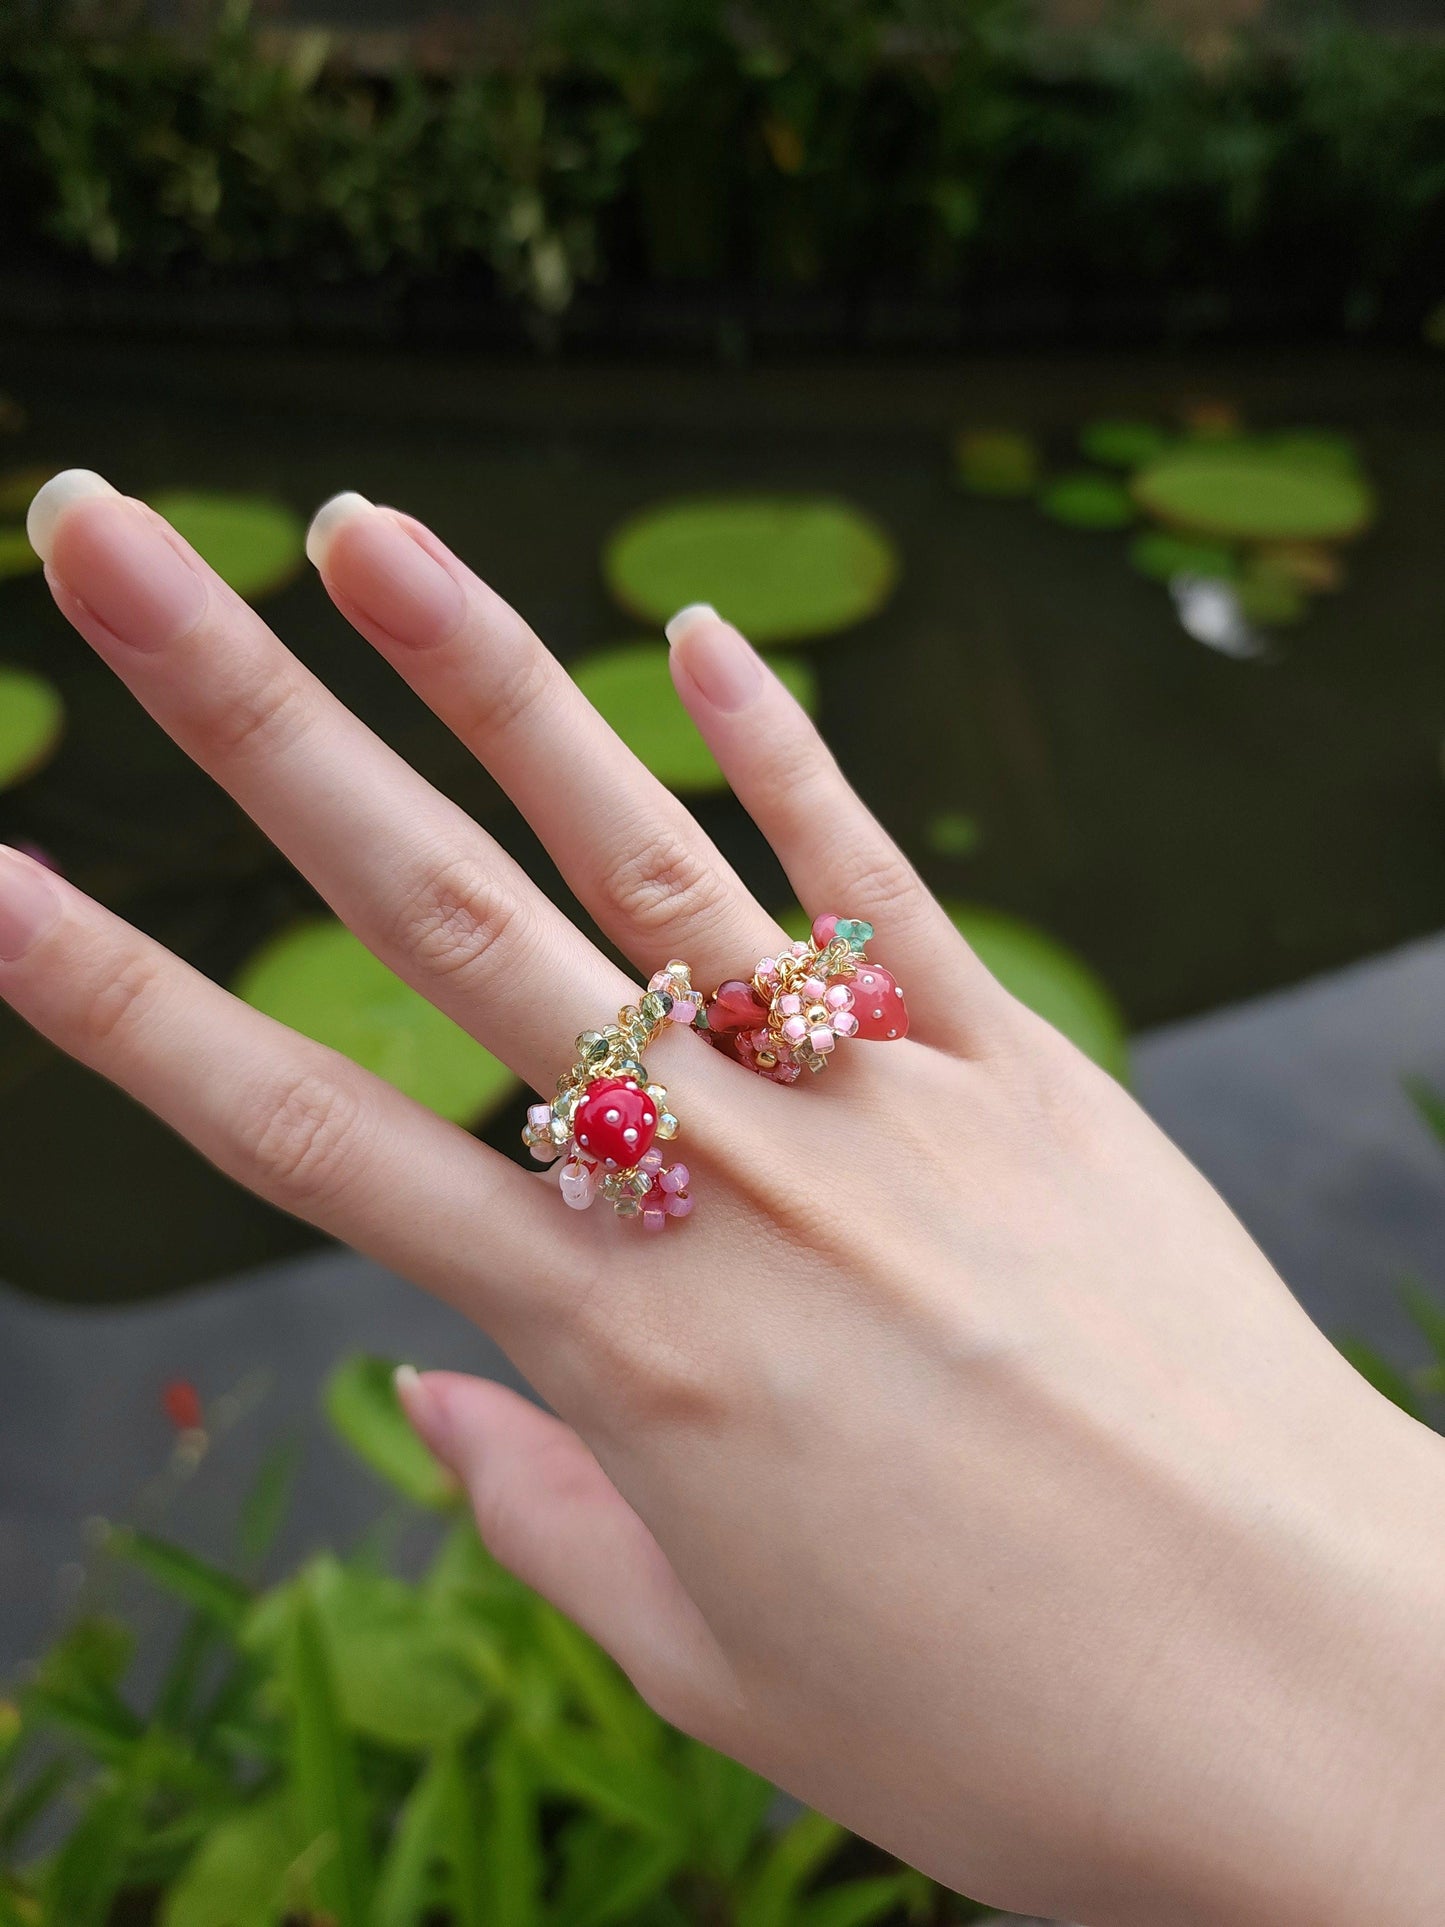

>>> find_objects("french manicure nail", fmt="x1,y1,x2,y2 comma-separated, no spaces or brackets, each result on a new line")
26,469,120,565
305,491,376,571
308,495,465,648
0,846,63,962
32,470,207,651
664,602,719,646
668,606,763,713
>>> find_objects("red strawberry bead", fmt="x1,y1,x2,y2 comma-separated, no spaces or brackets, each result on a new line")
851,965,909,1041
573,1077,657,1166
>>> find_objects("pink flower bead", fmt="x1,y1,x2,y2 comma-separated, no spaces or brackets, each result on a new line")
665,1191,694,1217
659,1163,690,1194
808,1026,835,1054
781,1014,808,1044
824,983,853,1011
832,1011,859,1038
642,1205,667,1232
559,1160,596,1210
778,991,803,1018
527,1102,551,1130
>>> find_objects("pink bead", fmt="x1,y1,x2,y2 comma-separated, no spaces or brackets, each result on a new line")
559,1160,595,1209
811,912,839,948
529,1139,560,1163
756,957,778,982
824,983,853,1011
527,1102,551,1130
781,1014,808,1043
658,1162,690,1193
801,976,827,1002
808,1026,835,1054
665,1191,694,1217
832,1011,859,1038
778,991,802,1018
667,996,699,1023
638,1148,663,1175
642,1206,667,1232
791,940,810,957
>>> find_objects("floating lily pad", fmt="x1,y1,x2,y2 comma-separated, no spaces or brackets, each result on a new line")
955,430,1039,498
1132,443,1374,542
1079,420,1172,469
776,900,1127,1077
1038,472,1136,531
947,904,1129,1078
603,496,898,642
233,918,514,1125
147,490,306,601
574,642,816,793
1128,532,1237,583
1262,430,1359,473
925,810,984,857
0,528,40,583
0,665,65,791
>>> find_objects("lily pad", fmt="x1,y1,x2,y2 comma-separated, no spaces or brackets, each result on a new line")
0,528,41,583
1128,532,1237,583
0,665,65,791
232,918,514,1125
947,904,1129,1078
574,642,816,793
603,496,898,642
146,490,306,601
1038,472,1136,532
955,430,1039,498
1132,443,1374,542
1079,420,1172,469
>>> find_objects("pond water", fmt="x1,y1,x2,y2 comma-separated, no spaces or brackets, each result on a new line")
2,335,1443,1301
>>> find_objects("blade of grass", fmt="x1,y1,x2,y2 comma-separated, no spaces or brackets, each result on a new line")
288,1584,374,1927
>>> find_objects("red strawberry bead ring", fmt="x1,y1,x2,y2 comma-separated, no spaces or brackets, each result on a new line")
701,915,908,1082
521,961,701,1230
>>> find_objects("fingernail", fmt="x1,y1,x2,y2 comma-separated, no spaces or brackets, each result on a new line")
307,494,465,648
664,602,719,646
305,491,375,571
667,604,763,712
26,468,120,564
394,1365,449,1461
0,846,63,962
33,471,207,651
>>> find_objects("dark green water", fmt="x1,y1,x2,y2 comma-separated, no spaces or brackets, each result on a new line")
2,336,1443,1301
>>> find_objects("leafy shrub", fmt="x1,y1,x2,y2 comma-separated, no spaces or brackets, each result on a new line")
0,1355,956,1926
0,2,1442,333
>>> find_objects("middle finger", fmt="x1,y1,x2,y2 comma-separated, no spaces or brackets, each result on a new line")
305,494,785,985
28,471,633,1094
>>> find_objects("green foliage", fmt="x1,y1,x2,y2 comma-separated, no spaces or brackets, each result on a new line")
0,1358,962,1926
232,918,516,1126
946,903,1129,1080
0,665,65,792
1131,441,1375,543
1037,472,1135,532
3,8,1440,332
954,432,1038,500
603,498,898,644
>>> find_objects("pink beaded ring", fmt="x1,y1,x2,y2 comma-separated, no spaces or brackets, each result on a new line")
520,961,700,1231
700,914,909,1083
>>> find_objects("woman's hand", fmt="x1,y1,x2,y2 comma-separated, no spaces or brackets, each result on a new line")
6,470,1445,1926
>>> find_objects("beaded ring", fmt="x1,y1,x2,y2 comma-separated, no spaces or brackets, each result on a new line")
521,961,701,1230
701,914,909,1082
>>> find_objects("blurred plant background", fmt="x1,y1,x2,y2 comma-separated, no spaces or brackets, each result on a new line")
1,1,1444,1920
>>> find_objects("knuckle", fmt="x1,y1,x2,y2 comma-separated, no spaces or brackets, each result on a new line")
456,647,553,745
80,950,166,1053
195,664,311,762
246,1069,362,1208
391,856,522,987
844,848,923,926
582,1309,727,1434
598,825,730,940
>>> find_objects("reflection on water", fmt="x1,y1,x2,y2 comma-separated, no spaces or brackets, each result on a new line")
1168,576,1268,661
0,336,1442,1300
